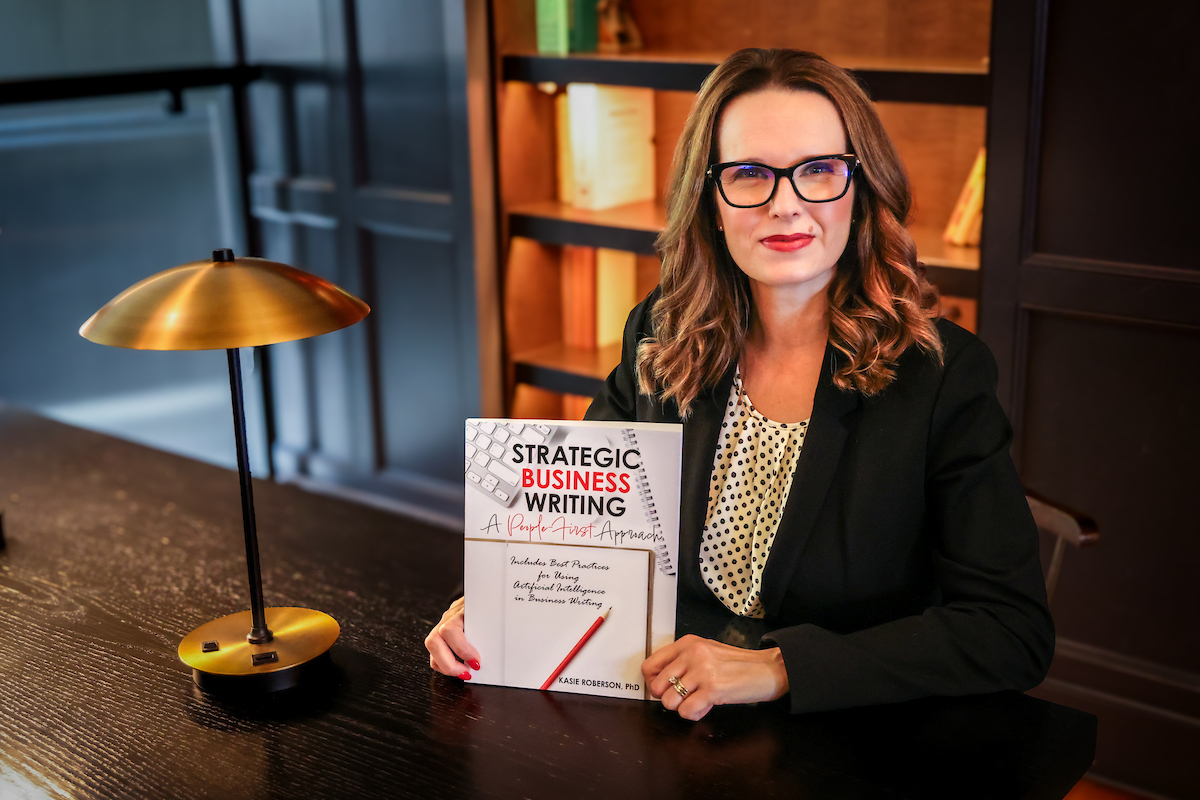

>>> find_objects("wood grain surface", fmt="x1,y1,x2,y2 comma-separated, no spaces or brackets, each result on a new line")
0,407,1095,799
491,0,993,64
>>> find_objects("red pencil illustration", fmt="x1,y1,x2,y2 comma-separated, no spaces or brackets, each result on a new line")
540,607,612,690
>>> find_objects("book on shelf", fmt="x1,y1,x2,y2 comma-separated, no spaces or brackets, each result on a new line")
561,245,597,349
561,245,638,351
535,0,569,56
464,418,681,699
536,0,597,56
596,248,637,347
555,92,574,204
566,83,656,211
943,148,986,247
569,0,598,53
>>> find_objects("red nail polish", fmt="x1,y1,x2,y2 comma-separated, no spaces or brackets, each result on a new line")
468,659,481,671
458,671,472,680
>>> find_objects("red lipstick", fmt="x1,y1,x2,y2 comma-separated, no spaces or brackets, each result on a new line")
761,233,814,252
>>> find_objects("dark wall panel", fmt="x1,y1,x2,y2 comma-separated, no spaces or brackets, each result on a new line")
371,231,468,484
1020,310,1200,672
270,339,314,455
0,97,228,404
248,81,291,174
355,0,452,192
1033,0,1200,270
241,0,327,64
0,0,215,79
242,0,480,520
293,83,335,178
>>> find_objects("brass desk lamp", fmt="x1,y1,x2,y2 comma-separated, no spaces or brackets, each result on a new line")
80,248,370,692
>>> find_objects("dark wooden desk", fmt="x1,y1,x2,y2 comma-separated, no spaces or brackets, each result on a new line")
0,408,1096,799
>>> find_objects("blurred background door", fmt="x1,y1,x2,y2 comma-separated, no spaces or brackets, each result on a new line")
236,0,490,526
984,1,1200,796
0,0,268,473
0,0,494,528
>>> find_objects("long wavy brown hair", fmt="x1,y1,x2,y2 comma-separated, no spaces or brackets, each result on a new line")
636,48,944,416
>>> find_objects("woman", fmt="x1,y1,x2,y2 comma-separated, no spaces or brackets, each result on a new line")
427,48,1053,721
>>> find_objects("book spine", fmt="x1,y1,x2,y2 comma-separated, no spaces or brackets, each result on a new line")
562,245,597,349
596,248,636,347
621,428,675,577
943,148,986,246
536,0,570,56
555,92,574,204
568,0,597,52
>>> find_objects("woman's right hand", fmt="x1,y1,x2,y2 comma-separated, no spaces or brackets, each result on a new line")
424,597,481,680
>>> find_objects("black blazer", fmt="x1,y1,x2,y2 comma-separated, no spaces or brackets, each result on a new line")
585,289,1054,713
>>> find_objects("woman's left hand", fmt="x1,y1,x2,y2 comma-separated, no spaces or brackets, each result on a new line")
642,634,790,721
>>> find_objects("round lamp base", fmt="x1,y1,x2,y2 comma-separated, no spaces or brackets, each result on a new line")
178,607,340,694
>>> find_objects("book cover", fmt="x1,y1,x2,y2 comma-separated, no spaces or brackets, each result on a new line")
464,419,682,700
568,83,655,211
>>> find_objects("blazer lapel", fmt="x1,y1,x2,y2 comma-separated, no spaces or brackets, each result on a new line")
676,363,737,600
758,345,859,616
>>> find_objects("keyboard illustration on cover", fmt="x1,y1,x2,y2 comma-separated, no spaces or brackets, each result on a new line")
465,421,558,508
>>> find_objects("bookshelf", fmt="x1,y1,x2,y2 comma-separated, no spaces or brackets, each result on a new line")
485,0,993,418
502,53,989,105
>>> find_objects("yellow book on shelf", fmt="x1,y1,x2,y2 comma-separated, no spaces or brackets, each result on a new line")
964,208,983,247
555,92,574,204
595,248,636,347
943,148,986,246
567,83,655,210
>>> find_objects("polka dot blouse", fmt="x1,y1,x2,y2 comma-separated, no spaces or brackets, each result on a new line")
701,368,810,618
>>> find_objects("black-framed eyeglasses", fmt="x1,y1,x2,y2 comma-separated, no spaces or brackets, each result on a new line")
706,154,859,208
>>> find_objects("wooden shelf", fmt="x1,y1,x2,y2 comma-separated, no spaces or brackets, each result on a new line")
509,200,665,255
512,342,621,397
509,229,980,395
910,225,980,298
509,203,980,297
501,52,989,106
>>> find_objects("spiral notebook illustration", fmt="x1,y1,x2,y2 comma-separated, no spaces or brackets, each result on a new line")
463,419,682,700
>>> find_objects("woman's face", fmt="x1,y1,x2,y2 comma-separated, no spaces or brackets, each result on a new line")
714,87,855,297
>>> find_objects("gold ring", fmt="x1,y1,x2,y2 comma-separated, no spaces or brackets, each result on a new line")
668,675,689,698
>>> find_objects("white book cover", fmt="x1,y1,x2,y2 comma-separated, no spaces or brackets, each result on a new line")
567,83,656,211
464,418,681,700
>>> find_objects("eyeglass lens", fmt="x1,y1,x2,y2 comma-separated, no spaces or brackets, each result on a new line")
718,159,852,206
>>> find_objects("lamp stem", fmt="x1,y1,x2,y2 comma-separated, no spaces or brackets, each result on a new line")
227,347,273,644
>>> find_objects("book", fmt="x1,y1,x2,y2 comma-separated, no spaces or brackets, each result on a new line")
536,0,597,56
464,419,682,700
561,245,597,349
536,0,570,56
943,148,986,247
595,248,637,347
569,0,598,53
567,84,655,211
555,92,574,204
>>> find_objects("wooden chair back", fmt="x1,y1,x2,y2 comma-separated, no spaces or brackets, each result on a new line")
1026,493,1100,604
